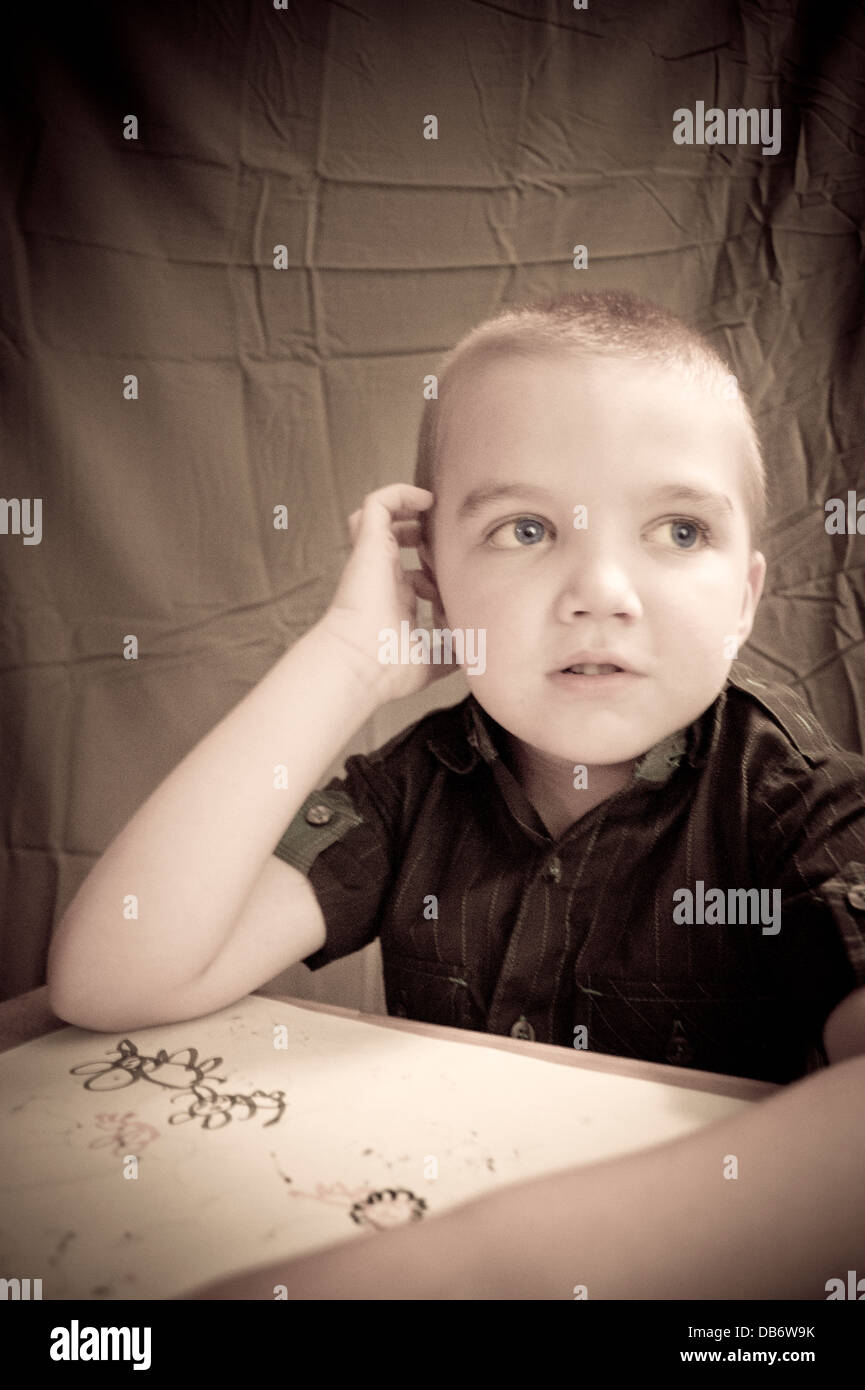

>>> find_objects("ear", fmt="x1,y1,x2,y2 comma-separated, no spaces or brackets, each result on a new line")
734,550,766,648
415,507,436,585
416,537,435,583
415,536,448,629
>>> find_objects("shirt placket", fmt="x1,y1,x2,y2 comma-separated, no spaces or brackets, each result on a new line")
484,760,610,1043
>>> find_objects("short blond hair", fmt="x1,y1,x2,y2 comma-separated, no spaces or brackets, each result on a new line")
415,289,767,550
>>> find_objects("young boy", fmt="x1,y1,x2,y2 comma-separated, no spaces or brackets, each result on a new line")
47,291,865,1299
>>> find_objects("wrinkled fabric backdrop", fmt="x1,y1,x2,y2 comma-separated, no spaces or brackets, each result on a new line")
1,0,863,1006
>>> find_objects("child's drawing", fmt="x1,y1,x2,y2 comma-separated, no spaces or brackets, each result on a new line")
70,1038,226,1091
168,1083,286,1130
348,1188,428,1230
70,1037,287,1130
0,995,750,1299
282,1175,428,1230
89,1112,160,1157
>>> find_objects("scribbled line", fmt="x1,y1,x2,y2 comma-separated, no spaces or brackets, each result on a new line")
70,1039,287,1130
70,1039,226,1091
283,1172,428,1231
349,1188,428,1230
168,1084,286,1130
90,1112,160,1157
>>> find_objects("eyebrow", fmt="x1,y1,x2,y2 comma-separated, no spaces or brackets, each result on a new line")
456,484,555,522
455,481,735,522
641,484,734,516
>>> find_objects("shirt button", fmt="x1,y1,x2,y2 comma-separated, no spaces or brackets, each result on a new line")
510,1015,535,1041
665,1020,694,1066
305,803,333,825
543,856,562,882
846,883,865,911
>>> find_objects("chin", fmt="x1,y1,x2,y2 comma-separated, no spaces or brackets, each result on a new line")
560,701,687,751
506,722,645,766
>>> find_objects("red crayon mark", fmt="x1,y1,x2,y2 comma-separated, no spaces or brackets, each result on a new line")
89,1112,160,1158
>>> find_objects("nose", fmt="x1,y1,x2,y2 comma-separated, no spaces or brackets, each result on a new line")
553,530,643,621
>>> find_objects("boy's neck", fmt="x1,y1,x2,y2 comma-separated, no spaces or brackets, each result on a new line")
501,735,638,839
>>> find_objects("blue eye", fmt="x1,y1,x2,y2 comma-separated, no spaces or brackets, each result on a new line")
488,516,549,548
514,518,546,544
667,518,710,549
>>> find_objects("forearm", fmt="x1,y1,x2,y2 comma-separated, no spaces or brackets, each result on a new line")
470,1051,865,1299
48,622,384,1011
190,1053,865,1301
188,1191,497,1300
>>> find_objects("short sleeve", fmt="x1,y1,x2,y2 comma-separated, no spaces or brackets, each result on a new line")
273,788,364,875
751,738,865,1060
271,754,399,972
810,860,865,990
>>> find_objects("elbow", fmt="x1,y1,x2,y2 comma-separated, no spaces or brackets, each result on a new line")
46,933,124,1033
46,914,204,1033
46,911,94,1026
47,987,164,1034
45,942,81,1025
47,964,201,1035
46,972,110,1033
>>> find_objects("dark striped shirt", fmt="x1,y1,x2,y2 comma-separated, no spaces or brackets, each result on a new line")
273,663,865,1084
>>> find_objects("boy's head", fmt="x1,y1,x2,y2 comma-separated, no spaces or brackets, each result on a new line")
413,290,767,775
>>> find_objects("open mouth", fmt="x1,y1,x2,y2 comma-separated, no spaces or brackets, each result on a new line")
560,663,623,675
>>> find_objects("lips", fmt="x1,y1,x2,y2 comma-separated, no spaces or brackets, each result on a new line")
563,662,622,675
554,651,637,675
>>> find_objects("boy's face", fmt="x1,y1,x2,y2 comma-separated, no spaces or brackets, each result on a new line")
419,351,766,779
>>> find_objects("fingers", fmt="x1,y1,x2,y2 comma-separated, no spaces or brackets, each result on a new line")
347,484,434,544
348,512,421,546
362,482,435,516
349,486,436,556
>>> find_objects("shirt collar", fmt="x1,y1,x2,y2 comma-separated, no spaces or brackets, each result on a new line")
426,686,722,786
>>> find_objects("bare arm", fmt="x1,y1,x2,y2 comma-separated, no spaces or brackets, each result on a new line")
47,484,446,1030
473,1049,865,1300
188,1049,865,1300
46,624,384,1028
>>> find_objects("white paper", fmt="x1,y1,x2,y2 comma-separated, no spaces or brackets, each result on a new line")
0,995,753,1298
